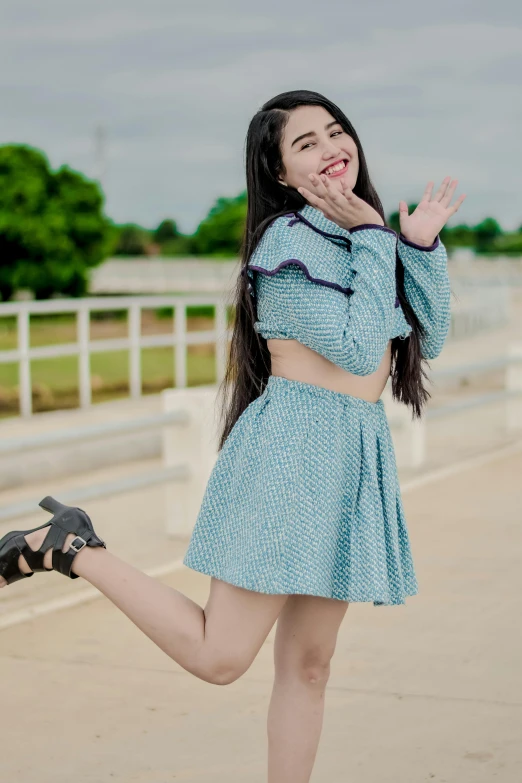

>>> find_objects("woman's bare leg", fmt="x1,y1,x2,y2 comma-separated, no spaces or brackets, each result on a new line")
267,594,349,783
1,526,288,685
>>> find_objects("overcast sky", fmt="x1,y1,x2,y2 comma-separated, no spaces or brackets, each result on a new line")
1,0,521,233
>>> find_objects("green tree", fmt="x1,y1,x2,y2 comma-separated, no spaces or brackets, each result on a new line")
387,208,403,235
160,235,197,256
0,143,113,300
472,217,503,253
192,191,247,257
113,224,150,255
491,232,522,254
441,223,475,248
153,218,178,244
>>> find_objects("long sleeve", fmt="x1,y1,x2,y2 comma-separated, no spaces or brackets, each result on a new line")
253,226,401,376
397,234,451,360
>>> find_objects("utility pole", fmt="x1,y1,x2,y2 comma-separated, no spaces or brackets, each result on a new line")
94,125,107,189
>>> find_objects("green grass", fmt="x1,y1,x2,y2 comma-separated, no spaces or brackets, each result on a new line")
0,309,227,417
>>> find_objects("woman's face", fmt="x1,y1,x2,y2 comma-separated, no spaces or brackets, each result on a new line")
278,105,359,198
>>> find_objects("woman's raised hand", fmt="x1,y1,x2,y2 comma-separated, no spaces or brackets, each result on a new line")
399,177,466,246
297,173,384,231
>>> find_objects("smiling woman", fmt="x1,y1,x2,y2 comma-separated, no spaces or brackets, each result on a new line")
281,110,359,188
181,89,459,777
0,88,462,783
240,103,455,405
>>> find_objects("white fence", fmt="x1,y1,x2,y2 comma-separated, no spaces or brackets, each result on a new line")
0,295,232,418
0,284,513,419
162,346,522,534
447,286,510,339
1,346,521,530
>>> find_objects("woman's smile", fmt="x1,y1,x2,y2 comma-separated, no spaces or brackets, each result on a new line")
320,159,349,178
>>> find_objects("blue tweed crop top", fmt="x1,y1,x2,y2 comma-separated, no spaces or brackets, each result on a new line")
245,203,451,376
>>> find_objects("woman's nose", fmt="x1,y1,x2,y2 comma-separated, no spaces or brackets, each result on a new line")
322,144,342,159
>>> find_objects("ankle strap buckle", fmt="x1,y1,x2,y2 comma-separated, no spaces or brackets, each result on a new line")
69,536,87,553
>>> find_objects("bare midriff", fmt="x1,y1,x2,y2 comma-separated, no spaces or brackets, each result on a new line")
267,339,392,403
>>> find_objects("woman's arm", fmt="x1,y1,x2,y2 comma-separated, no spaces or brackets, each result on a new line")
394,175,465,360
397,233,452,359
252,227,400,376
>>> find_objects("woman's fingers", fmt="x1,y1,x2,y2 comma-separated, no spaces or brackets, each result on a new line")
309,173,344,202
421,181,434,203
432,176,452,202
298,174,328,206
318,174,346,206
300,174,343,211
308,173,328,196
423,176,465,217
440,179,458,208
340,176,355,198
297,185,327,209
449,193,466,215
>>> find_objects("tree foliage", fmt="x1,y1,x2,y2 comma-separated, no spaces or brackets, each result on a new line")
113,223,150,256
191,191,247,257
153,218,178,244
387,206,520,254
472,217,503,252
1,141,519,300
0,143,113,300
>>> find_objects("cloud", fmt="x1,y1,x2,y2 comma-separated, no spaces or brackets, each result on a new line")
0,4,520,231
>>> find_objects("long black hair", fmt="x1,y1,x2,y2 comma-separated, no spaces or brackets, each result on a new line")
215,89,431,451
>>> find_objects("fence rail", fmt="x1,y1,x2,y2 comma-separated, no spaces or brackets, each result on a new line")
0,295,232,418
1,346,522,530
0,410,188,456
0,286,514,418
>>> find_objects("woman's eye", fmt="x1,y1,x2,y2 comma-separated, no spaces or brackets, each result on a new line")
301,131,343,150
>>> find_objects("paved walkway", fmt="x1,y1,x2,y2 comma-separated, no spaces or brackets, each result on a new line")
1,447,521,782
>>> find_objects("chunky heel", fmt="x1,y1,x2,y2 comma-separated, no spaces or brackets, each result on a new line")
0,496,106,586
38,496,71,516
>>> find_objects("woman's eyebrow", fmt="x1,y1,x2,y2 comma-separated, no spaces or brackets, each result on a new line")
291,120,340,148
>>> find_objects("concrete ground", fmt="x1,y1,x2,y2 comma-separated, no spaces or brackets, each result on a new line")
1,288,521,781
0,444,521,782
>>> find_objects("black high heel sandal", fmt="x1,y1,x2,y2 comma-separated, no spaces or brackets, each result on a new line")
0,496,106,586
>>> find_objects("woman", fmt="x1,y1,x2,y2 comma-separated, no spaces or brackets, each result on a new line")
0,90,465,782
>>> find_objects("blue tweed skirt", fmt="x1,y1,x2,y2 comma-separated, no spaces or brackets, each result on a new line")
182,375,418,606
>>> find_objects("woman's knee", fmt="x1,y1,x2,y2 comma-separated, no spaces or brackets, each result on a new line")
279,644,334,687
299,646,333,686
193,651,252,686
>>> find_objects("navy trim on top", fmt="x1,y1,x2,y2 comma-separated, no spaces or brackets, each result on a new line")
349,223,397,236
247,259,354,296
244,261,400,308
291,211,397,244
291,211,352,248
399,233,440,251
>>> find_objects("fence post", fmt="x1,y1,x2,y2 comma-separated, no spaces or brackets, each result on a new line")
405,413,427,468
162,386,219,537
506,343,522,431
78,305,91,408
129,303,142,399
214,299,228,385
383,386,426,468
174,300,187,388
17,309,32,418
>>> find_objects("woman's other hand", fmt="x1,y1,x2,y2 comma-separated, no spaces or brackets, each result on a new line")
297,173,384,230
399,177,466,247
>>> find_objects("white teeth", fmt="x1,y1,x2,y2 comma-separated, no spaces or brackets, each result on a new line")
324,160,347,175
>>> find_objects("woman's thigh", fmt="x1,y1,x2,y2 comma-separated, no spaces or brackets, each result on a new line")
273,594,349,677
196,576,288,684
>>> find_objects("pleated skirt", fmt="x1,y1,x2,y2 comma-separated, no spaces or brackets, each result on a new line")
182,375,418,606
